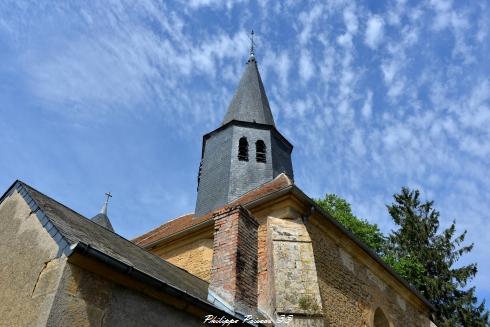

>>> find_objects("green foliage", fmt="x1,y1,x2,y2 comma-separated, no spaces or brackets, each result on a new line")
315,190,489,326
382,252,426,287
386,187,489,326
315,193,385,254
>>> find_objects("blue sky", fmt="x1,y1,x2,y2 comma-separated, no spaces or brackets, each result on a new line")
1,0,489,305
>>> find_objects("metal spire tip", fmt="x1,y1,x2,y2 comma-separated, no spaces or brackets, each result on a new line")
249,30,256,60
100,192,112,215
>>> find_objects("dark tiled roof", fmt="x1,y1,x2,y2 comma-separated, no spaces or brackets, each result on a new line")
18,182,210,303
133,173,293,247
132,213,202,247
222,57,275,126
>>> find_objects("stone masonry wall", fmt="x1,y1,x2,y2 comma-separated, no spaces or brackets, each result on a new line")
209,206,258,314
0,188,67,327
152,237,213,281
307,220,433,327
46,262,204,327
268,216,324,327
269,217,323,316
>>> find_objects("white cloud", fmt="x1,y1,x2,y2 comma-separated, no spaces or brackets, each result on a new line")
276,52,291,88
185,0,247,10
299,50,314,83
337,32,353,48
430,0,453,31
381,60,398,84
298,4,323,45
362,90,373,119
476,9,488,43
351,130,366,156
343,6,358,35
428,0,474,63
365,15,385,49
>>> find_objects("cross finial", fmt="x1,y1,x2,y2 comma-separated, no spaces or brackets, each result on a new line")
249,30,256,59
100,192,112,215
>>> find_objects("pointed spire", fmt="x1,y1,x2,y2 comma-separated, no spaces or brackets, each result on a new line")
91,192,114,231
99,192,112,215
222,31,275,127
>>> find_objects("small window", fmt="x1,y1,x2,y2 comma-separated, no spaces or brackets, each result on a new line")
238,137,249,161
374,308,390,327
256,140,266,163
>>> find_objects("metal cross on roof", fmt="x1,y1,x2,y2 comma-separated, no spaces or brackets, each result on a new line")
104,192,112,205
249,30,256,58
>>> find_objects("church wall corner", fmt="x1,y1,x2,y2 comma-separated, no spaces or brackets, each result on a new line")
0,188,67,327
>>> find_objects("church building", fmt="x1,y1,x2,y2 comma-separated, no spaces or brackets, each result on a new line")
0,48,437,326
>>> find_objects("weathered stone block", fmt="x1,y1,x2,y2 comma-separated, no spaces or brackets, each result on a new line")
269,217,323,319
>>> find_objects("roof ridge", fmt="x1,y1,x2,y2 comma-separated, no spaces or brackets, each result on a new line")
20,181,127,240
229,173,292,203
132,212,194,244
134,174,294,245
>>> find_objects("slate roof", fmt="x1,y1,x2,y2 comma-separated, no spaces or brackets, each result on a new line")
133,173,293,247
222,57,275,126
10,181,210,304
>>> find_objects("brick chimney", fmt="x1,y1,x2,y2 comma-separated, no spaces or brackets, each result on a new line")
208,206,258,315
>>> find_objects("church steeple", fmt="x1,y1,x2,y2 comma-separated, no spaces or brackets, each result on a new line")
194,39,293,217
222,45,275,127
91,192,114,231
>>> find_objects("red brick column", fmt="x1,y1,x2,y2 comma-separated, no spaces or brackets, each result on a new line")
209,206,258,314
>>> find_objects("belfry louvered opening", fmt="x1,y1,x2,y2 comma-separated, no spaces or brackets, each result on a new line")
238,137,249,161
256,140,266,163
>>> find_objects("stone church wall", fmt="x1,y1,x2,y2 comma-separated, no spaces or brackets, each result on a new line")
0,189,67,327
0,188,207,327
306,217,433,327
46,262,204,327
153,236,213,282
255,206,325,326
268,217,323,315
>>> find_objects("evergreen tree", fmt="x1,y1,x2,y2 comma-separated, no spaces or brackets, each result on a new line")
386,187,489,326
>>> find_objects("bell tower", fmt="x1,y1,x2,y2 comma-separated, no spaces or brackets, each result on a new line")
195,41,293,217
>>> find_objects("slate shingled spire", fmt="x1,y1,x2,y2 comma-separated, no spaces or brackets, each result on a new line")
194,39,293,217
91,192,114,231
222,55,275,126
